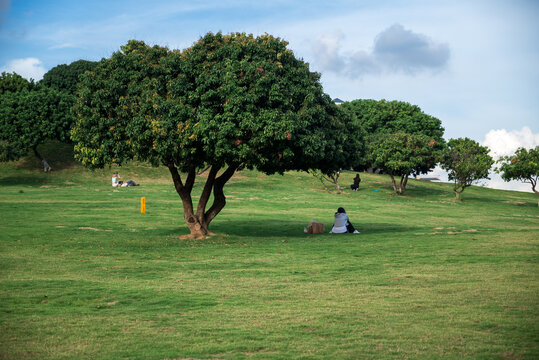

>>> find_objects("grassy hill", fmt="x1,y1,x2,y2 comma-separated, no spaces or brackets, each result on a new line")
1,142,538,359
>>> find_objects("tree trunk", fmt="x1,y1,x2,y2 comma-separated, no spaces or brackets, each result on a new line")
531,180,538,207
455,191,460,200
389,172,400,194
33,146,52,172
168,162,238,238
330,172,341,194
398,174,408,194
402,174,409,191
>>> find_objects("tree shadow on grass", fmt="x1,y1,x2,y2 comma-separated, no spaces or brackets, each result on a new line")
156,220,415,239
0,175,50,186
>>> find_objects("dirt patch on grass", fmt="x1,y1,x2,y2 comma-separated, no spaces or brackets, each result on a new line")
503,200,525,205
78,227,102,231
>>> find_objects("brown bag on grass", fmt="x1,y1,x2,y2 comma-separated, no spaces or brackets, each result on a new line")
308,221,324,234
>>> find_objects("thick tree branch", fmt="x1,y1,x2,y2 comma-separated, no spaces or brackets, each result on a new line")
196,164,221,218
167,163,185,195
184,165,196,193
205,163,239,223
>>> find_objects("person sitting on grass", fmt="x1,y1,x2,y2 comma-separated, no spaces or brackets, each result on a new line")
350,173,361,191
329,207,360,234
112,172,139,187
112,172,122,187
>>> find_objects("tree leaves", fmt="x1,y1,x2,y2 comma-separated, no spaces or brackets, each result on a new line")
441,137,494,198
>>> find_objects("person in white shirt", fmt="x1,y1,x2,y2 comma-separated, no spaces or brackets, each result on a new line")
329,207,360,234
112,172,139,187
112,172,122,187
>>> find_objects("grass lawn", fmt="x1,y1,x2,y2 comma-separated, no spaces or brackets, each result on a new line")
1,143,538,359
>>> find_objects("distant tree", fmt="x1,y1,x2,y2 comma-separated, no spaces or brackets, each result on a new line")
0,86,72,170
373,132,444,194
0,61,97,170
497,146,539,206
72,34,356,238
440,137,494,200
40,60,98,93
341,99,445,171
0,72,33,94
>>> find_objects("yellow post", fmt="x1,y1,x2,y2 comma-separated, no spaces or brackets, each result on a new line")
141,197,146,214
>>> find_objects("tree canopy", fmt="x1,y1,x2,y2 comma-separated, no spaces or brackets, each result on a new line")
0,72,33,94
497,146,539,206
40,60,98,94
72,33,356,237
341,99,445,171
441,137,494,200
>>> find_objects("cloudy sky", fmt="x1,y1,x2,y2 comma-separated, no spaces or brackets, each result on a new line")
1,0,538,191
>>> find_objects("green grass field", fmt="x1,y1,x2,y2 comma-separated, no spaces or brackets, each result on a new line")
1,143,538,359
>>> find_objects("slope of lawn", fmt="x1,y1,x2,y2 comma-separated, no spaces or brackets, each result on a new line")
0,142,538,359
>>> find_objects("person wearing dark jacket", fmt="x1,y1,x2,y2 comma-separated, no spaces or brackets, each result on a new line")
350,174,361,191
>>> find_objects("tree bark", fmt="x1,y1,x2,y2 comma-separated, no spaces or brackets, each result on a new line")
33,146,52,172
402,174,409,191
168,164,206,238
389,172,400,194
531,178,538,207
205,163,239,224
168,162,238,238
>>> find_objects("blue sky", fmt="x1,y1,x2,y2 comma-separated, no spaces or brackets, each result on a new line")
1,0,538,189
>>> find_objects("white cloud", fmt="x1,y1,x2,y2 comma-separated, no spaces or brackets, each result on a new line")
311,31,345,72
310,23,450,78
373,24,450,73
49,43,76,50
482,126,539,159
1,57,46,81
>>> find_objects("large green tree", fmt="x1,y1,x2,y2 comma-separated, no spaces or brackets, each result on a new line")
0,86,72,169
373,132,444,194
72,33,355,238
341,99,445,171
440,137,494,200
497,146,539,206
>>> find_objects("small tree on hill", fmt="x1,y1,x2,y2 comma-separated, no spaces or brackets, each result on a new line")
441,138,494,200
72,34,355,238
373,132,444,194
497,146,539,206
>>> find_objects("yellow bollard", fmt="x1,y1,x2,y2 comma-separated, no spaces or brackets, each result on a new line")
141,197,146,214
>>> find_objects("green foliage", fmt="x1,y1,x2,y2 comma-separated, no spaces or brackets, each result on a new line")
341,99,444,170
441,137,494,199
373,132,444,194
0,71,33,94
0,87,72,162
498,146,539,202
40,60,98,94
